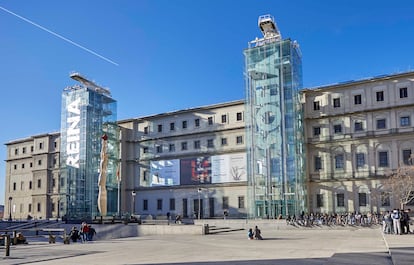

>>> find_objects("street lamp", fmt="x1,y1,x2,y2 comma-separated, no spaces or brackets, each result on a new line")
131,191,136,215
8,196,12,221
197,188,202,220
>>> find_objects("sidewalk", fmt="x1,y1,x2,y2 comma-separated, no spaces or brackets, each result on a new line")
1,227,413,265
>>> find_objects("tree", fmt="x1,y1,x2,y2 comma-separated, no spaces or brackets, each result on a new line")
385,165,414,209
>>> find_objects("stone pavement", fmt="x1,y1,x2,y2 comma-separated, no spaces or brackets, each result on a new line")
1,227,413,265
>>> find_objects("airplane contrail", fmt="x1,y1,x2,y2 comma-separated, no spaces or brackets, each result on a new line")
0,5,119,66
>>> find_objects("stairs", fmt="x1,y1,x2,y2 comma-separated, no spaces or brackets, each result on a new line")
207,225,245,234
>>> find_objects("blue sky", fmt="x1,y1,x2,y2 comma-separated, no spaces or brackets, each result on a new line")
1,0,414,205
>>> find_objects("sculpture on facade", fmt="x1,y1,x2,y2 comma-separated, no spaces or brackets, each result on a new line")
97,134,108,216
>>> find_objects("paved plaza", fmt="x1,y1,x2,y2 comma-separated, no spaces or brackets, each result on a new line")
1,227,413,265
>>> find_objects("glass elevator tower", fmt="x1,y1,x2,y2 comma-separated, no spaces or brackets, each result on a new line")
60,73,119,221
244,15,306,218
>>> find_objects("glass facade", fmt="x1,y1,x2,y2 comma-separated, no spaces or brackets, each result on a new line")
60,82,118,221
244,34,306,218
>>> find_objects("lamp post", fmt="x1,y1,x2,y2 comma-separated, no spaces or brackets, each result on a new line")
131,191,136,215
8,196,12,221
197,188,201,220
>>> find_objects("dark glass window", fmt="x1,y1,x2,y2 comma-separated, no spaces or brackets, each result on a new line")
182,120,187,129
403,149,412,165
314,156,322,171
316,194,324,207
400,87,408,98
313,101,320,110
169,198,175,211
157,199,162,210
158,124,162,132
356,153,365,168
379,151,389,167
354,122,363,132
170,122,175,131
376,119,386,129
333,98,340,108
238,196,245,209
337,193,345,207
376,91,384,101
195,118,200,127
181,142,188,150
313,127,321,136
334,124,342,133
354,94,362,104
221,114,227,123
143,199,148,211
208,117,213,125
194,140,201,149
236,112,243,121
335,154,344,169
358,193,367,206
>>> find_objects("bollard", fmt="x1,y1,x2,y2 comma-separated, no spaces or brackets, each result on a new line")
13,231,17,245
203,224,209,235
5,234,11,257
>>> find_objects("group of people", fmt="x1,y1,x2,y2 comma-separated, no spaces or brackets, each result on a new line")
248,225,263,240
69,222,97,243
382,209,411,235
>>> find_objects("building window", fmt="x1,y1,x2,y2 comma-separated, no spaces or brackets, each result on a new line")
22,163,25,169
29,181,32,189
169,144,175,152
336,193,345,207
38,159,42,166
376,91,384,101
313,127,321,136
333,98,340,108
195,118,200,127
39,142,43,149
236,136,243,144
52,178,56,188
181,142,188,151
157,199,163,210
313,101,320,110
156,145,163,153
207,139,214,148
379,151,389,167
236,112,243,121
356,153,365,168
333,124,342,134
20,181,24,190
28,203,32,212
30,162,33,168
170,122,175,131
13,182,16,191
221,138,227,146
143,147,149,154
238,196,245,209
22,147,26,154
221,114,227,123
400,116,410,127
376,119,386,129
335,154,344,169
157,124,162,133
208,117,213,125
314,156,322,171
354,121,363,132
169,198,175,211
400,87,408,98
31,146,34,152
37,203,41,212
143,200,148,211
403,149,412,165
14,164,17,170
381,192,391,206
37,179,41,188
182,120,187,129
194,140,201,149
54,141,57,148
144,126,149,134
143,171,148,181
316,194,324,208
15,148,18,155
222,197,229,209
354,94,362,105
358,193,367,207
